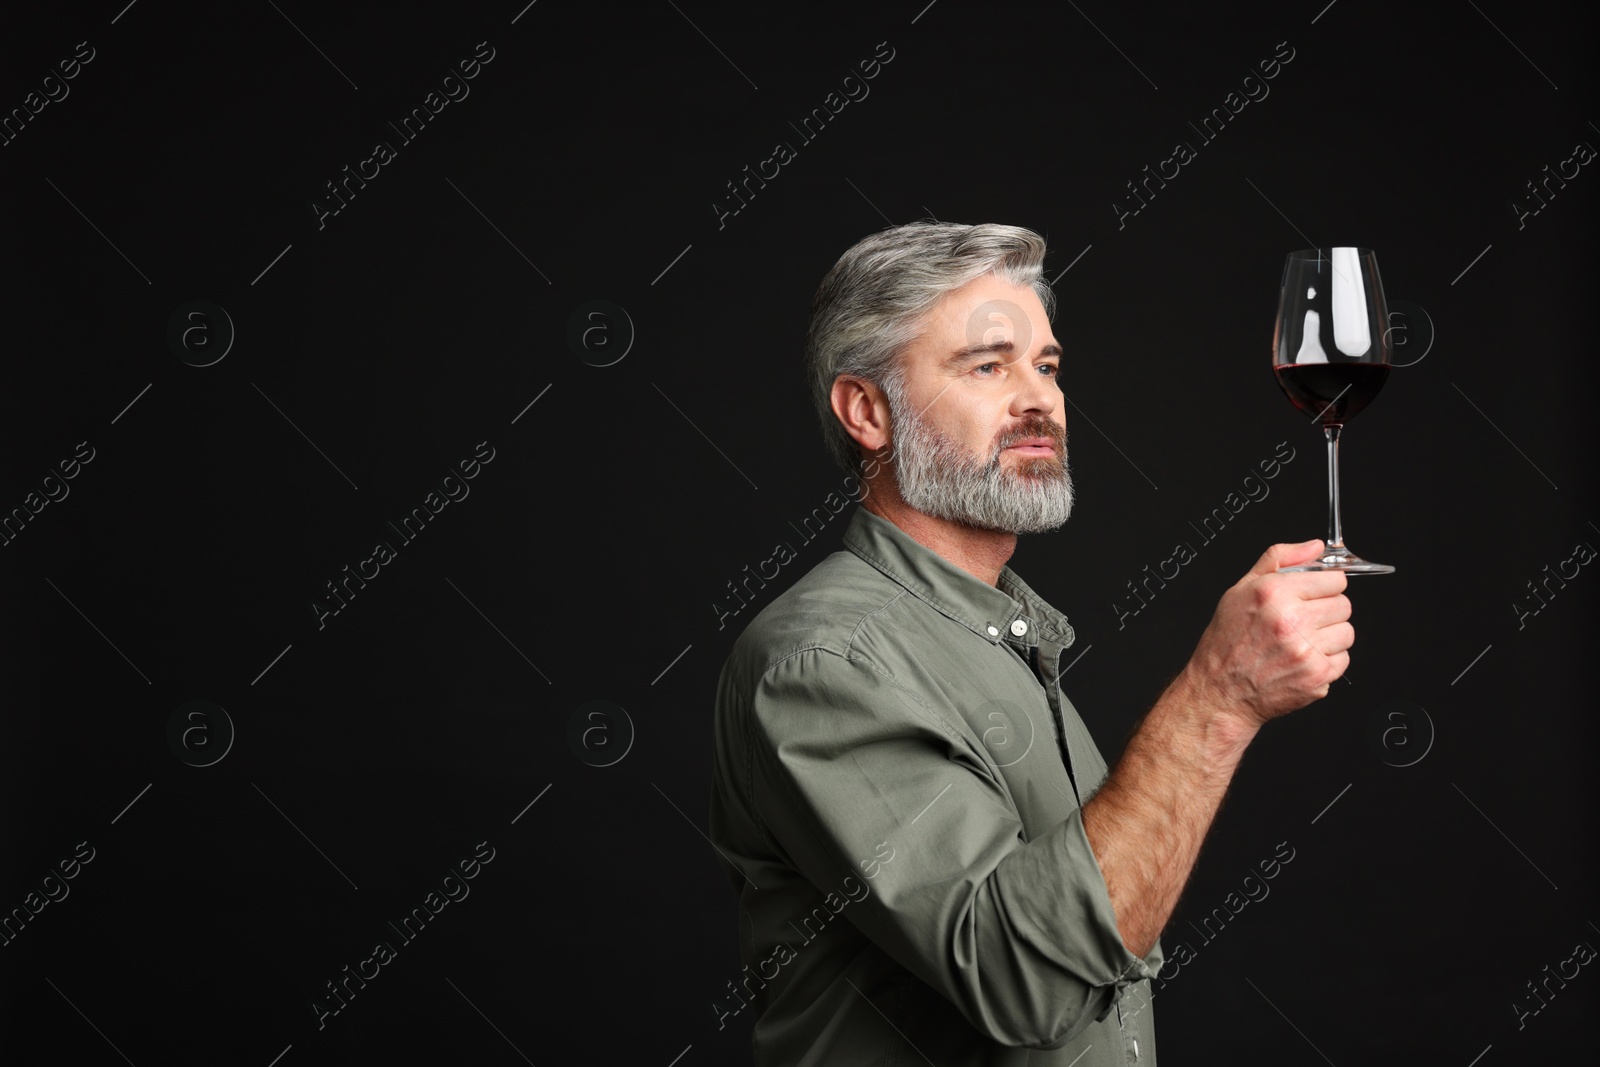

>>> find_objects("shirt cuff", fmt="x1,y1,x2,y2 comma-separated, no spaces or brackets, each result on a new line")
1006,804,1164,1020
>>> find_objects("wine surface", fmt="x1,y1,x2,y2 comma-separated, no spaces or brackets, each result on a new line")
1274,362,1389,424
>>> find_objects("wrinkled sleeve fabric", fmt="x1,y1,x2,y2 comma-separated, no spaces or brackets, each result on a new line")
744,645,1162,1050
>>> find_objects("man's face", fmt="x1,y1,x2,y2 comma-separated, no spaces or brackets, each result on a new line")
881,273,1073,534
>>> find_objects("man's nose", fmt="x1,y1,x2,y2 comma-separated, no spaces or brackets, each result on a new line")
1014,361,1058,412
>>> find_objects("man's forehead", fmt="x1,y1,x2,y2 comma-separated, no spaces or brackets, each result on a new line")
924,279,1050,344
924,300,1057,363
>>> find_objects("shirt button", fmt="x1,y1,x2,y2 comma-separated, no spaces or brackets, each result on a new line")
1010,619,1028,636
987,625,999,636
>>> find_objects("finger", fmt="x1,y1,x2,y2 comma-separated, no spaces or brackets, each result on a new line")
1324,648,1351,680
1300,593,1353,627
1248,539,1325,577
1311,621,1355,656
1278,570,1349,601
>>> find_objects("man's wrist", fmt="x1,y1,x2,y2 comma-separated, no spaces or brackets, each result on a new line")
1160,664,1260,771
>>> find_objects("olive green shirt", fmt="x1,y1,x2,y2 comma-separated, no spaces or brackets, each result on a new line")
710,505,1162,1065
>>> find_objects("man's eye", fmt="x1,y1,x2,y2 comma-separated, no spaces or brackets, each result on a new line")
974,361,1059,377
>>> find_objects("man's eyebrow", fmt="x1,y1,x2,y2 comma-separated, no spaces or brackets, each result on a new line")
944,340,1064,367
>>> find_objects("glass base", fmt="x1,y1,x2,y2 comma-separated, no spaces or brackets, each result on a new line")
1279,546,1395,575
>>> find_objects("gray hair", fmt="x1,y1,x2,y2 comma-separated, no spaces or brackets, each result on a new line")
804,220,1055,476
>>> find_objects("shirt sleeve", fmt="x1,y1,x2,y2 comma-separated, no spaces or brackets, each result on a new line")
743,645,1162,1049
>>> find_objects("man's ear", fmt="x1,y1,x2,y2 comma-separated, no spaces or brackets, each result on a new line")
831,375,891,455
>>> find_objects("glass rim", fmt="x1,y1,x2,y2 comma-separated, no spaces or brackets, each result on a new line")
1284,246,1378,259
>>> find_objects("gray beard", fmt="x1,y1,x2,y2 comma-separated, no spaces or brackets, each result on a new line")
882,379,1074,535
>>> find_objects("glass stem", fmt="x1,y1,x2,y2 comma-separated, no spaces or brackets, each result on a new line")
1323,422,1346,556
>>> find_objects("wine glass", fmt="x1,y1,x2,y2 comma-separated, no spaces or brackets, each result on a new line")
1271,247,1395,574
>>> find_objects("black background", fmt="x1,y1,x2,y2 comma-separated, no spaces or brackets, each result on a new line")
2,1,1596,1064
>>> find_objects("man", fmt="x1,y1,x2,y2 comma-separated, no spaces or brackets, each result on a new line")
708,221,1352,1065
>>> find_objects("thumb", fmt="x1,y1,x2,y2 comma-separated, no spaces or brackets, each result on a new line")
1249,538,1325,577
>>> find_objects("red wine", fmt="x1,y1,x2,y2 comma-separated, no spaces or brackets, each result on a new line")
1274,362,1389,425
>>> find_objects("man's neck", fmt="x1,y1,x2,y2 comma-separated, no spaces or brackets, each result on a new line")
861,487,1017,588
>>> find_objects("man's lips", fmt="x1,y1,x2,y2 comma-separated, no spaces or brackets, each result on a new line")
1005,437,1057,453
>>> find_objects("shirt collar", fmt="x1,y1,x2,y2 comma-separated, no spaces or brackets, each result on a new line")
841,505,1076,649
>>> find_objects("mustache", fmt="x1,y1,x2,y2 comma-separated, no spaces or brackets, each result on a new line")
996,420,1067,451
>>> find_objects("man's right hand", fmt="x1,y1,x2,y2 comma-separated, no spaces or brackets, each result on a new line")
1181,538,1354,730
